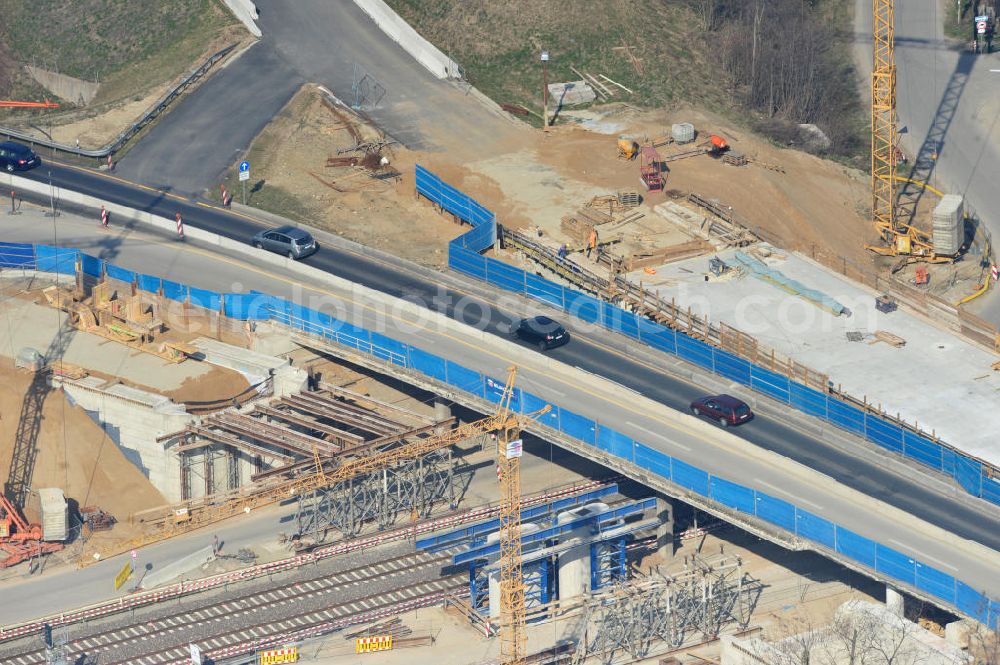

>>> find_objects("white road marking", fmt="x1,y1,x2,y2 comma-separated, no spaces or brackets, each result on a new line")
626,421,692,451
753,478,824,511
887,539,958,571
576,366,642,395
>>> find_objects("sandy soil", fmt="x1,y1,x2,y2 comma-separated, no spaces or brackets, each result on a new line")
420,105,876,267
236,85,469,269
0,358,165,528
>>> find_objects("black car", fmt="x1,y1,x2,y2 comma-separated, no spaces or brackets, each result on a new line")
0,141,40,172
512,316,569,350
251,225,318,260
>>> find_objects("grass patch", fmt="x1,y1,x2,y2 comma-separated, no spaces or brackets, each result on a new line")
0,0,239,115
943,0,974,40
387,0,866,162
387,0,731,123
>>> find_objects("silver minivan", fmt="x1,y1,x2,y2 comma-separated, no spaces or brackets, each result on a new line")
251,225,318,260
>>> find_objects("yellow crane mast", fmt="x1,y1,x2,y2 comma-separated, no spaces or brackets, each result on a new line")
865,0,951,263
496,367,527,665
870,0,897,248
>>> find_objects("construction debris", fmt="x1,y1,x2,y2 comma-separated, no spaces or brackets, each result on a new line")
624,239,714,270
598,74,633,94
80,506,117,534
871,330,907,347
612,44,645,75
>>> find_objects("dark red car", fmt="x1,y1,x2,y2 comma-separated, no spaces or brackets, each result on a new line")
690,394,753,427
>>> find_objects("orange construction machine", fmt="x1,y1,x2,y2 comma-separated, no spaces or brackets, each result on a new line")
0,494,63,568
0,99,59,109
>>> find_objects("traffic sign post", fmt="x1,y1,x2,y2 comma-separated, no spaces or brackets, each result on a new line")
239,160,250,205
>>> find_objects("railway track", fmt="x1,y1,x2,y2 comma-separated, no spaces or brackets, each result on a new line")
4,551,459,665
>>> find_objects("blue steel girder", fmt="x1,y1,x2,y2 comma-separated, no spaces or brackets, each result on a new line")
416,485,618,552
454,498,657,565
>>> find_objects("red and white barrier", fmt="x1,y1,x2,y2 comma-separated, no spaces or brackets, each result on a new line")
175,212,184,239
106,155,114,172
0,480,606,643
100,206,108,228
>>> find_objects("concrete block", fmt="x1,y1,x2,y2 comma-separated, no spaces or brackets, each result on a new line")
351,0,460,79
944,619,974,649
221,0,262,37
141,545,215,589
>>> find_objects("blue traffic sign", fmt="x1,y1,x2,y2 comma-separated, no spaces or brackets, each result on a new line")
239,160,250,173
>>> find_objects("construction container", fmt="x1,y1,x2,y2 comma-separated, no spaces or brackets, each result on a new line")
932,194,964,256
671,122,695,144
38,488,68,542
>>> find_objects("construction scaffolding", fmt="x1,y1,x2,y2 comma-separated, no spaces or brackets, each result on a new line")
572,555,761,665
296,449,470,540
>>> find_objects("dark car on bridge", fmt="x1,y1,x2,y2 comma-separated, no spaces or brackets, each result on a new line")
251,225,318,260
0,141,40,172
690,394,753,427
512,316,569,350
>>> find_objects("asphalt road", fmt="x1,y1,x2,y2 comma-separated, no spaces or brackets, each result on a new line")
115,1,518,197
854,0,1000,321
7,170,1000,603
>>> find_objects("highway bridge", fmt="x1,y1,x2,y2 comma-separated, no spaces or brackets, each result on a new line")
4,168,1000,625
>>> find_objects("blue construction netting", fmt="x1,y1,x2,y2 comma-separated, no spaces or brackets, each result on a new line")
0,242,35,269
19,232,1000,625
414,165,1000,511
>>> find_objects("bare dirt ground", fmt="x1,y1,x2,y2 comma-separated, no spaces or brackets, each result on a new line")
421,105,876,266
0,358,165,530
221,85,470,268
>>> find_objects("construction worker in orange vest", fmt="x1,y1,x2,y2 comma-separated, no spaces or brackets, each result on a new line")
587,228,598,258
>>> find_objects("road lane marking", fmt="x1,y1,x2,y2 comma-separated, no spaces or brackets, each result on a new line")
575,366,641,395
887,539,958,571
625,421,691,451
752,478,823,511
49,158,190,202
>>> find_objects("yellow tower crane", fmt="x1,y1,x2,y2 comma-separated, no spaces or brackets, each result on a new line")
865,0,950,263
495,366,551,665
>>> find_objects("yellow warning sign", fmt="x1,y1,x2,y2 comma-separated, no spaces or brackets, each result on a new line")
113,561,132,590
355,635,393,653
259,647,298,664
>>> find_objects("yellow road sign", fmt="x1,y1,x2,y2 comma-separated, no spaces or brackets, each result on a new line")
113,561,132,590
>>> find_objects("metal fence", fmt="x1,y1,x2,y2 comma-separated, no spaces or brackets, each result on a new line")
410,167,1000,510
0,44,235,159
2,242,998,624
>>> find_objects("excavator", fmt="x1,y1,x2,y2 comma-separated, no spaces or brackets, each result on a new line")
0,493,62,568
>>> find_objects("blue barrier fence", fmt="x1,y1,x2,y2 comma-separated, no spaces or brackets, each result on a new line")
414,166,1000,512
4,241,999,624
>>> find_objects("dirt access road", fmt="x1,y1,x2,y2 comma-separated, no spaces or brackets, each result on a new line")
116,0,520,197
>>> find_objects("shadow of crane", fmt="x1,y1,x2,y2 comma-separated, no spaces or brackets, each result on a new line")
896,50,975,228
3,233,126,511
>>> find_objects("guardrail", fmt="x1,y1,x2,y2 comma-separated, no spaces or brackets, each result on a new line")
412,165,1000,510
0,241,997,626
0,44,236,159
